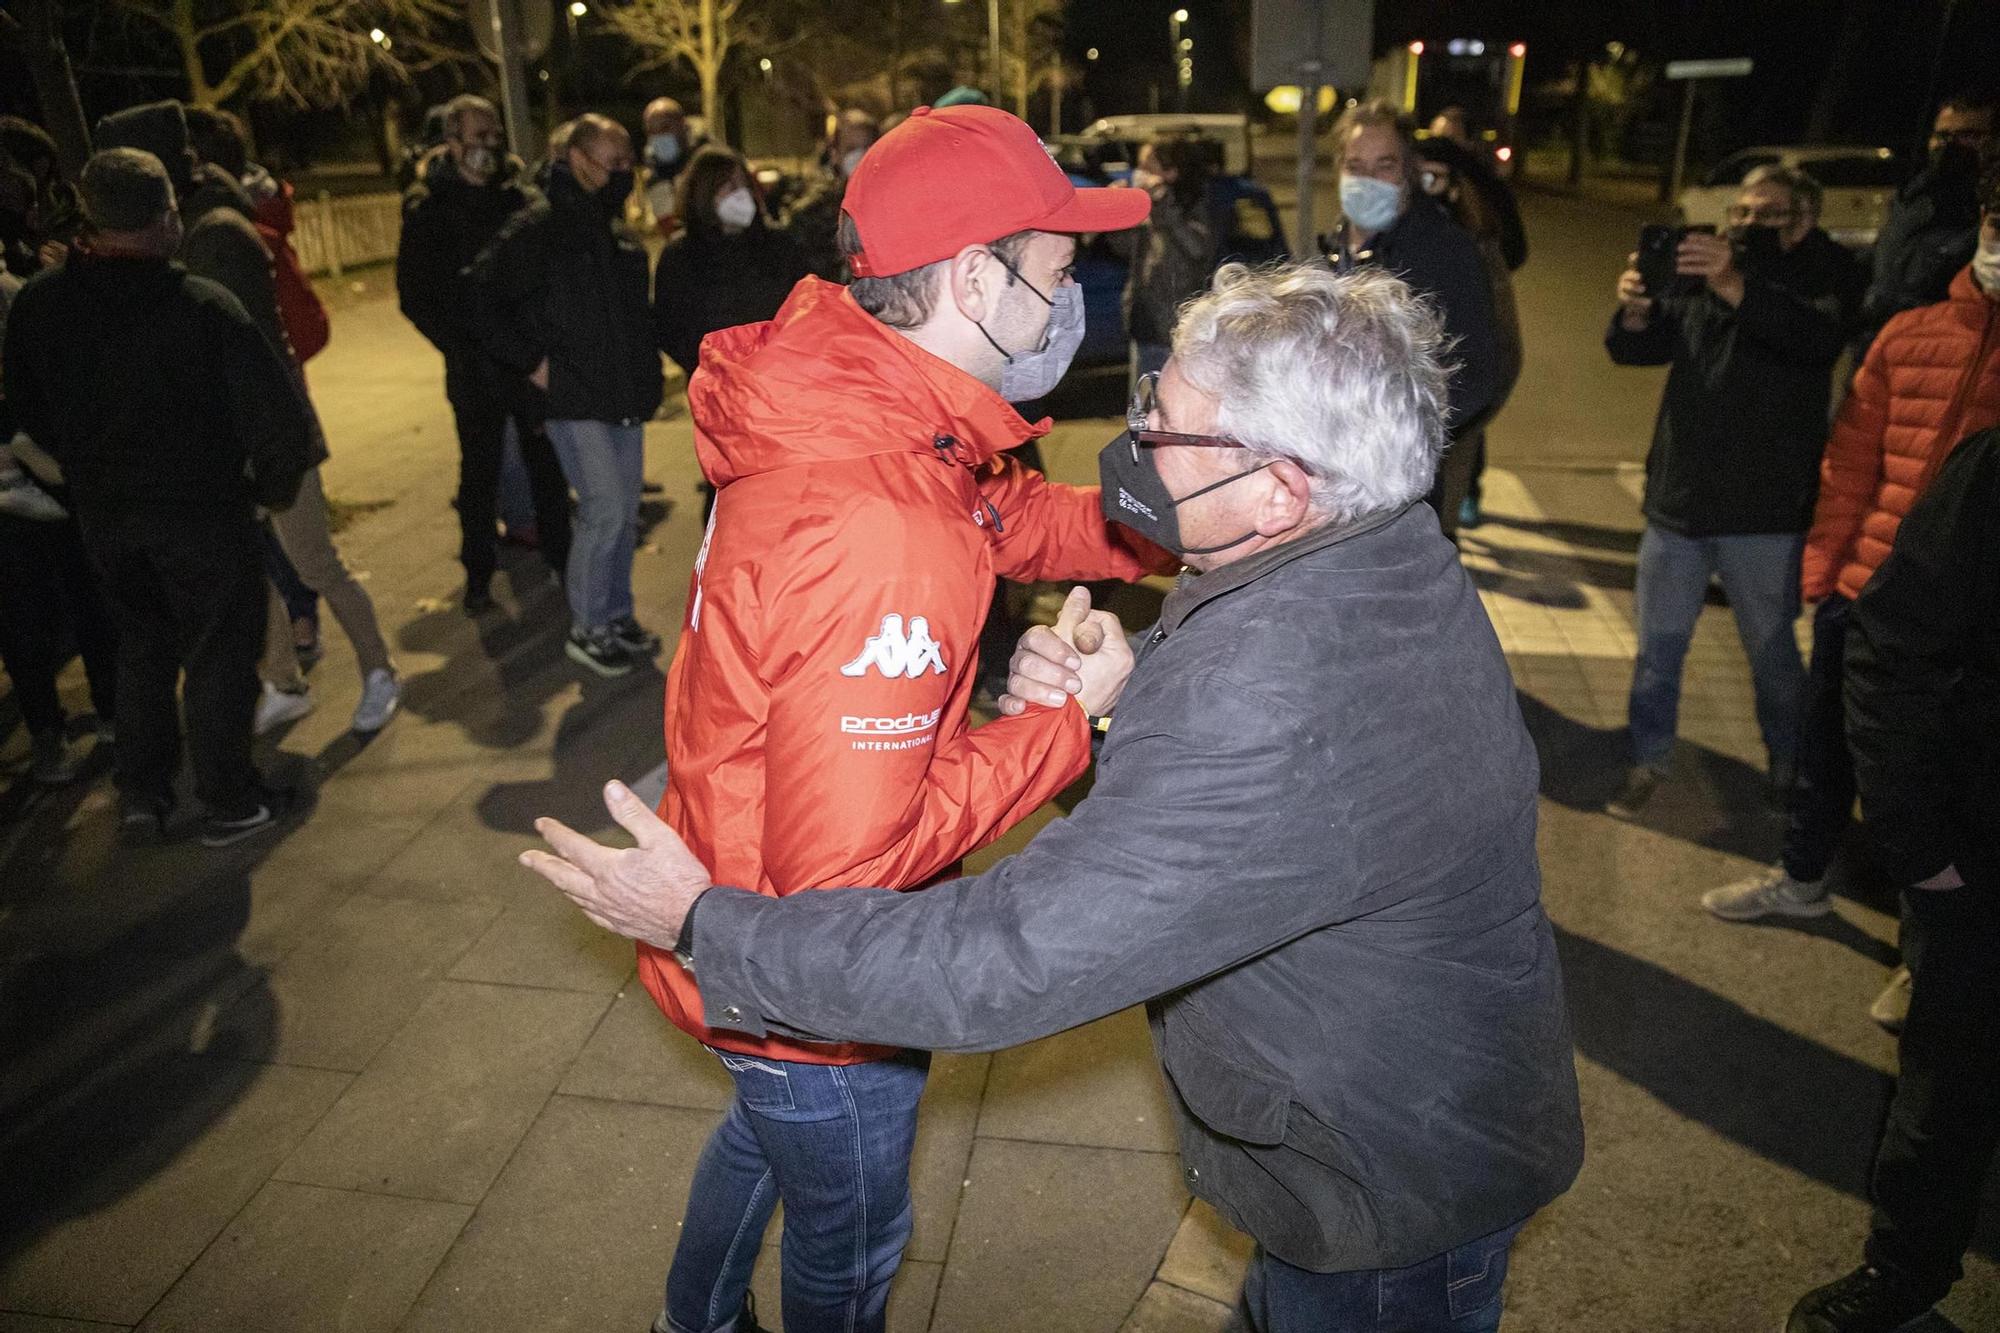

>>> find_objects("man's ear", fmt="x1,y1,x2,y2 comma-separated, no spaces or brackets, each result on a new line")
944,244,1001,325
1253,458,1316,536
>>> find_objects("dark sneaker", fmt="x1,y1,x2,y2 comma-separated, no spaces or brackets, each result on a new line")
566,627,634,678
608,615,662,656
200,788,292,848
1606,765,1665,819
1787,1265,1936,1332
118,795,175,846
29,730,83,785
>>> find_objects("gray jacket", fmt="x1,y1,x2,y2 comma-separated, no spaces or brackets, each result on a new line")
689,503,1584,1271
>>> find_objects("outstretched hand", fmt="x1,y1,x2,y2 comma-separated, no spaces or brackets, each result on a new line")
520,780,713,951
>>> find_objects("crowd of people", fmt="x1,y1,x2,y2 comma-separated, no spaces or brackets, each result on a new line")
0,74,1995,1333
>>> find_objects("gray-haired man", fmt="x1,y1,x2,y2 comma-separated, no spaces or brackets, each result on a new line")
525,262,1584,1331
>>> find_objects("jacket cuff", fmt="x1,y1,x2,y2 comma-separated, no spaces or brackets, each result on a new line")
692,886,774,1039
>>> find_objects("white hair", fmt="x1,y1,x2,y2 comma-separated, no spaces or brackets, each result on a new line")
1171,262,1453,524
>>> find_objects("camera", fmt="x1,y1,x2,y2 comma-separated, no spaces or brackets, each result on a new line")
1635,223,1716,300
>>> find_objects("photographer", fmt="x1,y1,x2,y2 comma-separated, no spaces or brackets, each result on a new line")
1604,165,1863,817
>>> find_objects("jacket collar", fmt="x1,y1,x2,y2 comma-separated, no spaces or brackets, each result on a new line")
1158,502,1416,636
688,277,1045,486
1943,263,1997,328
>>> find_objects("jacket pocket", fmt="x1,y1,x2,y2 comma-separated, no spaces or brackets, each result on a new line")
1161,1007,1290,1146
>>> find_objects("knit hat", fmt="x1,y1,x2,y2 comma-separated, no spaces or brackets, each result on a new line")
95,101,196,194
80,148,176,232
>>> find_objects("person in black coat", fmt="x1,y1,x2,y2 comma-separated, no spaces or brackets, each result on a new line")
397,93,571,612
1604,164,1864,818
1856,93,1995,352
470,114,663,678
4,149,313,845
1321,100,1502,539
1784,427,2000,1333
651,145,808,377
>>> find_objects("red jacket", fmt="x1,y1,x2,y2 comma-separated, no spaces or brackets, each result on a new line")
1804,265,2000,602
638,278,1169,1064
250,175,331,364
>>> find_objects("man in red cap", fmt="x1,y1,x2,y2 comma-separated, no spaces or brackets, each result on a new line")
640,105,1160,1333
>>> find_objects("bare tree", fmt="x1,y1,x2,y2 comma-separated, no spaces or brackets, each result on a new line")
112,0,464,109
596,0,758,145
0,0,93,175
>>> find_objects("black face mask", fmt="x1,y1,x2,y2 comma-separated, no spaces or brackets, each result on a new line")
1729,223,1783,275
603,168,636,209
1097,430,1271,557
1931,140,1982,184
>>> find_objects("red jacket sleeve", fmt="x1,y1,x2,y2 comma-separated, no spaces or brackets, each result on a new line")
979,454,1178,582
259,221,330,364
753,504,1096,895
1802,339,1890,601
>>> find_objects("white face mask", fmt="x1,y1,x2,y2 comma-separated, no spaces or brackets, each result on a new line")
461,145,499,179
714,187,757,231
839,147,867,178
1974,237,2000,294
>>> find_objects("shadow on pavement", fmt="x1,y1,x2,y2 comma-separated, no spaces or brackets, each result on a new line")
1556,925,2000,1271
0,730,365,1266
1517,691,1780,863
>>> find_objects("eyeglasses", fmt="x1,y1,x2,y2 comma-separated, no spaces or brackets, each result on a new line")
1931,128,1989,149
1726,204,1798,225
1126,371,1250,460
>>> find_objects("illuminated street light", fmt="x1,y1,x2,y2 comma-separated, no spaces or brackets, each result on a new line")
1172,8,1188,22
569,1,587,15
758,56,773,74
369,26,388,44
1179,37,1192,51
1085,46,1099,60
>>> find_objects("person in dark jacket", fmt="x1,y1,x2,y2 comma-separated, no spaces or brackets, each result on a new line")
1428,107,1527,273
1781,428,2000,1333
1855,92,1995,352
398,93,572,614
1415,134,1525,530
1605,164,1863,817
778,108,879,282
525,264,1584,1333
1321,100,1502,539
651,145,808,376
470,113,664,678
1121,134,1218,385
3,149,313,846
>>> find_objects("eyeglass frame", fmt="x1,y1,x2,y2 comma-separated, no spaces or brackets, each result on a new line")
1126,371,1255,462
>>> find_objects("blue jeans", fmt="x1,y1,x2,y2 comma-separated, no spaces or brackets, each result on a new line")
1627,524,1806,770
662,1050,929,1333
546,418,644,633
1238,1221,1525,1332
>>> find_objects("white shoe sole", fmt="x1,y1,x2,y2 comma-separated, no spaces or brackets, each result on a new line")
1702,889,1834,922
254,693,315,736
565,639,633,677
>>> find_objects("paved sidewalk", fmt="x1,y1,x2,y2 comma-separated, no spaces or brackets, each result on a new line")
4,203,1998,1328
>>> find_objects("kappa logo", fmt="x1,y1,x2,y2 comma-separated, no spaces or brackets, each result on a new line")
840,614,948,680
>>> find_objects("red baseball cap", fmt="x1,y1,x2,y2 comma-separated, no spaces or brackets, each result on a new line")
843,105,1151,278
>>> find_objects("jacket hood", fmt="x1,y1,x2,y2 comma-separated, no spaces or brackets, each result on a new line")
687,276,1047,488
95,102,196,195
242,165,294,234
181,162,257,230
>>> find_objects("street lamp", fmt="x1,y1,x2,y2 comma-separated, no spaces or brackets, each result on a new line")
1085,46,1099,61
1168,8,1191,111
368,26,390,47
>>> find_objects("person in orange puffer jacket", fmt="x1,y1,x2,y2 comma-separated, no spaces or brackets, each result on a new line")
640,105,1160,1333
1703,169,2000,941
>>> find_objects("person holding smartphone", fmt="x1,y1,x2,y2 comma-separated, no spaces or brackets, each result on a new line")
1604,165,1864,818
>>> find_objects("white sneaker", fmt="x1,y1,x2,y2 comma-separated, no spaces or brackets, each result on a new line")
254,681,315,735
1869,965,1913,1033
1701,865,1832,921
0,460,67,521
351,667,400,733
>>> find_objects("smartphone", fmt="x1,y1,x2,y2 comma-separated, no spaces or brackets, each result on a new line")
1636,223,1717,298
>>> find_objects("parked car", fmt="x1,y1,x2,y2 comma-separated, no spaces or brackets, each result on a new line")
1677,144,1901,250
1073,113,1257,177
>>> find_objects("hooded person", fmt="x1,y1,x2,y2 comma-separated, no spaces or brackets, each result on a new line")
628,103,1168,1333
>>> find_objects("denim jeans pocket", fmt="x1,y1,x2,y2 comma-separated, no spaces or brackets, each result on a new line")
1444,1223,1520,1320
716,1052,797,1112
